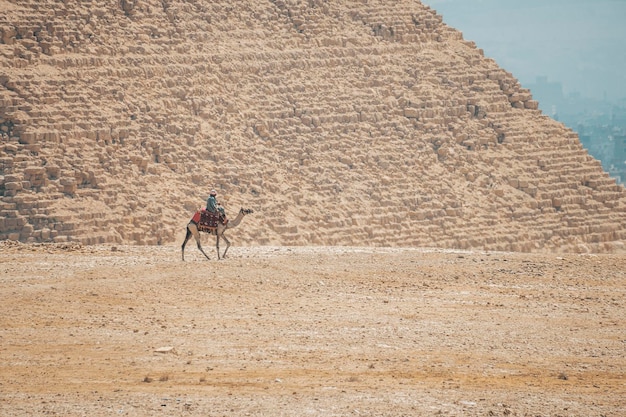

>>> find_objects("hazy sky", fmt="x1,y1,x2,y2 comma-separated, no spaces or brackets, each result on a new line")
422,0,626,101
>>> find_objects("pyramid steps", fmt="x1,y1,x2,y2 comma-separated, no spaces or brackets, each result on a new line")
1,0,625,251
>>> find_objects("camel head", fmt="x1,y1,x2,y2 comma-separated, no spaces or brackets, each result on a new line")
240,208,254,215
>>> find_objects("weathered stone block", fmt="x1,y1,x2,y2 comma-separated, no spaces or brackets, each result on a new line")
4,181,22,191
524,100,539,110
18,132,37,144
404,108,419,118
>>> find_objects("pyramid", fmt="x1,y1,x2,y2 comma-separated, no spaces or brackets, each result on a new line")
1,0,625,252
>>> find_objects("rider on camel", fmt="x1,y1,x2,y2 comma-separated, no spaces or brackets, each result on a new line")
206,189,226,223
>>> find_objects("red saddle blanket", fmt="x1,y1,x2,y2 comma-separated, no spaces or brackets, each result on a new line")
192,210,227,231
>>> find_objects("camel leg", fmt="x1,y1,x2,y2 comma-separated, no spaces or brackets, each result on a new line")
215,233,221,260
186,223,210,261
194,230,211,261
181,226,192,261
221,234,231,259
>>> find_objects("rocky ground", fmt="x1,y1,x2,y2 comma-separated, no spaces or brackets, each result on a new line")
0,241,624,416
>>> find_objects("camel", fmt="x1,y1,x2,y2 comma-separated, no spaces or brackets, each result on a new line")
181,207,253,261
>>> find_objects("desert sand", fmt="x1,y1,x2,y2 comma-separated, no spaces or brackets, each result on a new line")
1,240,624,416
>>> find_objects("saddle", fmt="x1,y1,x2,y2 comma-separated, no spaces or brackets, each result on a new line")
192,209,227,232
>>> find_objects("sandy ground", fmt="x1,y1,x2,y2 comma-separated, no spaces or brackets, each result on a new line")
0,241,624,416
